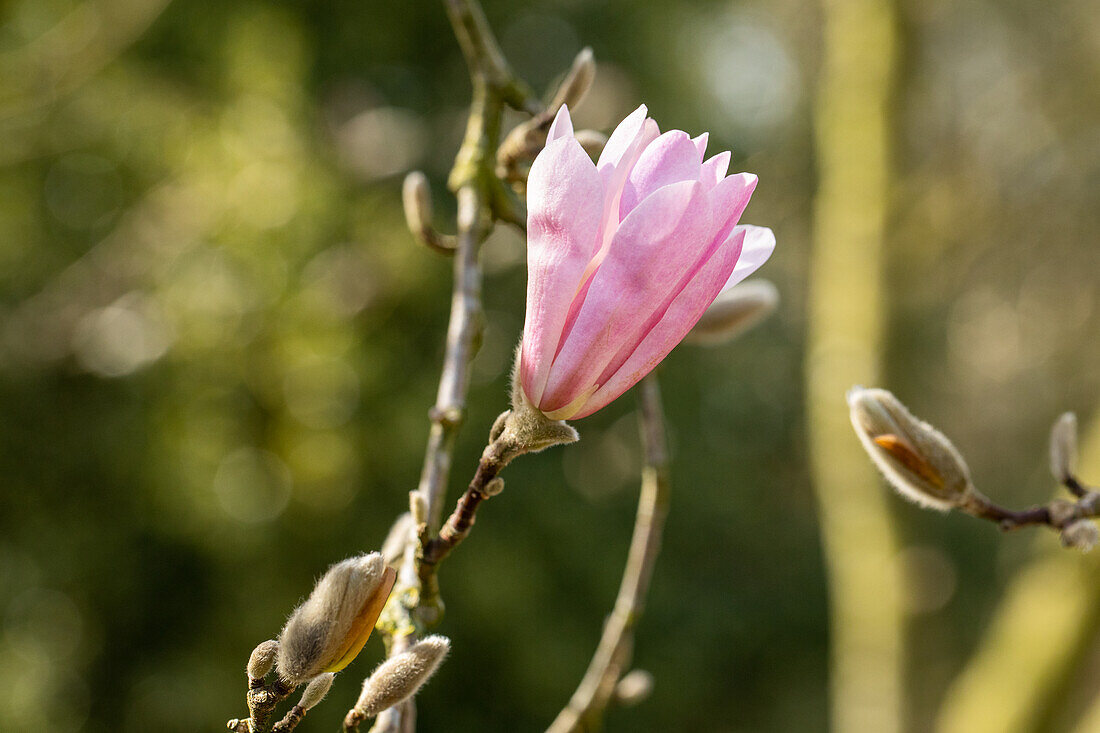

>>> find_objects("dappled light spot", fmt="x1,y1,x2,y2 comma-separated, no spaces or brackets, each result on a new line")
213,447,292,523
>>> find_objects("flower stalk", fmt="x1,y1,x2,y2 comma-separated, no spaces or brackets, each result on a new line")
547,373,670,733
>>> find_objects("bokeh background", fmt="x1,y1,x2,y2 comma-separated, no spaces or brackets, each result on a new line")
2,0,1100,731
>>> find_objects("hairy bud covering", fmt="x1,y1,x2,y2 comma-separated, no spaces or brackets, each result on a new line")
613,669,654,707
684,279,778,345
298,673,335,711
247,640,279,680
1061,520,1098,552
353,636,451,718
381,513,415,566
550,48,596,111
1050,412,1078,484
277,553,397,684
848,387,972,511
402,172,433,236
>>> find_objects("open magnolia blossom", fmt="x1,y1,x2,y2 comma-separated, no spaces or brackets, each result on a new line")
519,104,775,420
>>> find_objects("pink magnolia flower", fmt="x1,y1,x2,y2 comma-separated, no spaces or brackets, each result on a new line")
518,104,775,420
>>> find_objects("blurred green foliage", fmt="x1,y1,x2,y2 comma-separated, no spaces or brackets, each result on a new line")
0,0,1098,731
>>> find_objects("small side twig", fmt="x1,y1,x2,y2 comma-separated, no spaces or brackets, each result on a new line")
417,427,513,588
547,374,670,733
402,172,456,255
365,1,541,730
959,479,1100,533
270,706,305,732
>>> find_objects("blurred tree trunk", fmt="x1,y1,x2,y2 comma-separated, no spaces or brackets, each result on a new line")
806,0,902,731
936,414,1100,733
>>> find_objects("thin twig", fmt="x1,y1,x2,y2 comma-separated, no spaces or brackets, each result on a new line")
959,477,1100,533
270,705,305,732
547,374,670,733
365,1,538,730
419,426,512,575
443,0,538,114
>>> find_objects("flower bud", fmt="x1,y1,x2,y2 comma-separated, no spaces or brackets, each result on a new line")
1050,412,1078,484
613,669,654,707
409,491,428,525
402,172,453,254
1061,519,1098,552
298,673,335,711
684,280,778,345
403,172,432,236
549,47,595,111
483,477,505,497
381,513,415,566
352,635,450,718
847,387,973,511
1048,499,1078,527
277,553,397,685
247,639,279,681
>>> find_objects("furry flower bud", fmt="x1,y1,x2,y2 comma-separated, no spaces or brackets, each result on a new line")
298,673,335,711
684,279,778,345
613,669,654,707
848,387,973,511
247,640,279,681
277,553,397,685
549,47,596,111
1061,519,1098,552
1050,412,1078,484
381,513,415,566
352,635,450,718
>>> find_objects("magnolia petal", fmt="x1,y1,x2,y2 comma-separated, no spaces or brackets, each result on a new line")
709,172,757,243
701,151,731,189
691,132,709,159
323,566,397,674
539,180,712,412
521,135,606,405
597,105,650,174
580,116,660,288
574,228,747,418
547,104,574,142
720,225,776,293
620,130,703,218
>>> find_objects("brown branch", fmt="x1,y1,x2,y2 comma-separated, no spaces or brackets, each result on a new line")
271,706,305,732
959,476,1100,533
417,426,515,588
546,374,670,733
362,1,541,730
227,678,296,733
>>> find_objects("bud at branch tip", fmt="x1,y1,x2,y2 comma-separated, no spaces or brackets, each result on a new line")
848,386,974,512
1050,412,1078,484
276,553,397,685
298,673,335,711
353,635,451,719
247,640,279,681
1062,520,1098,552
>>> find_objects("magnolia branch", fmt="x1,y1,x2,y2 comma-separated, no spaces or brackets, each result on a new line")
547,374,670,733
958,476,1100,534
227,678,295,733
851,390,1100,551
366,1,541,731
